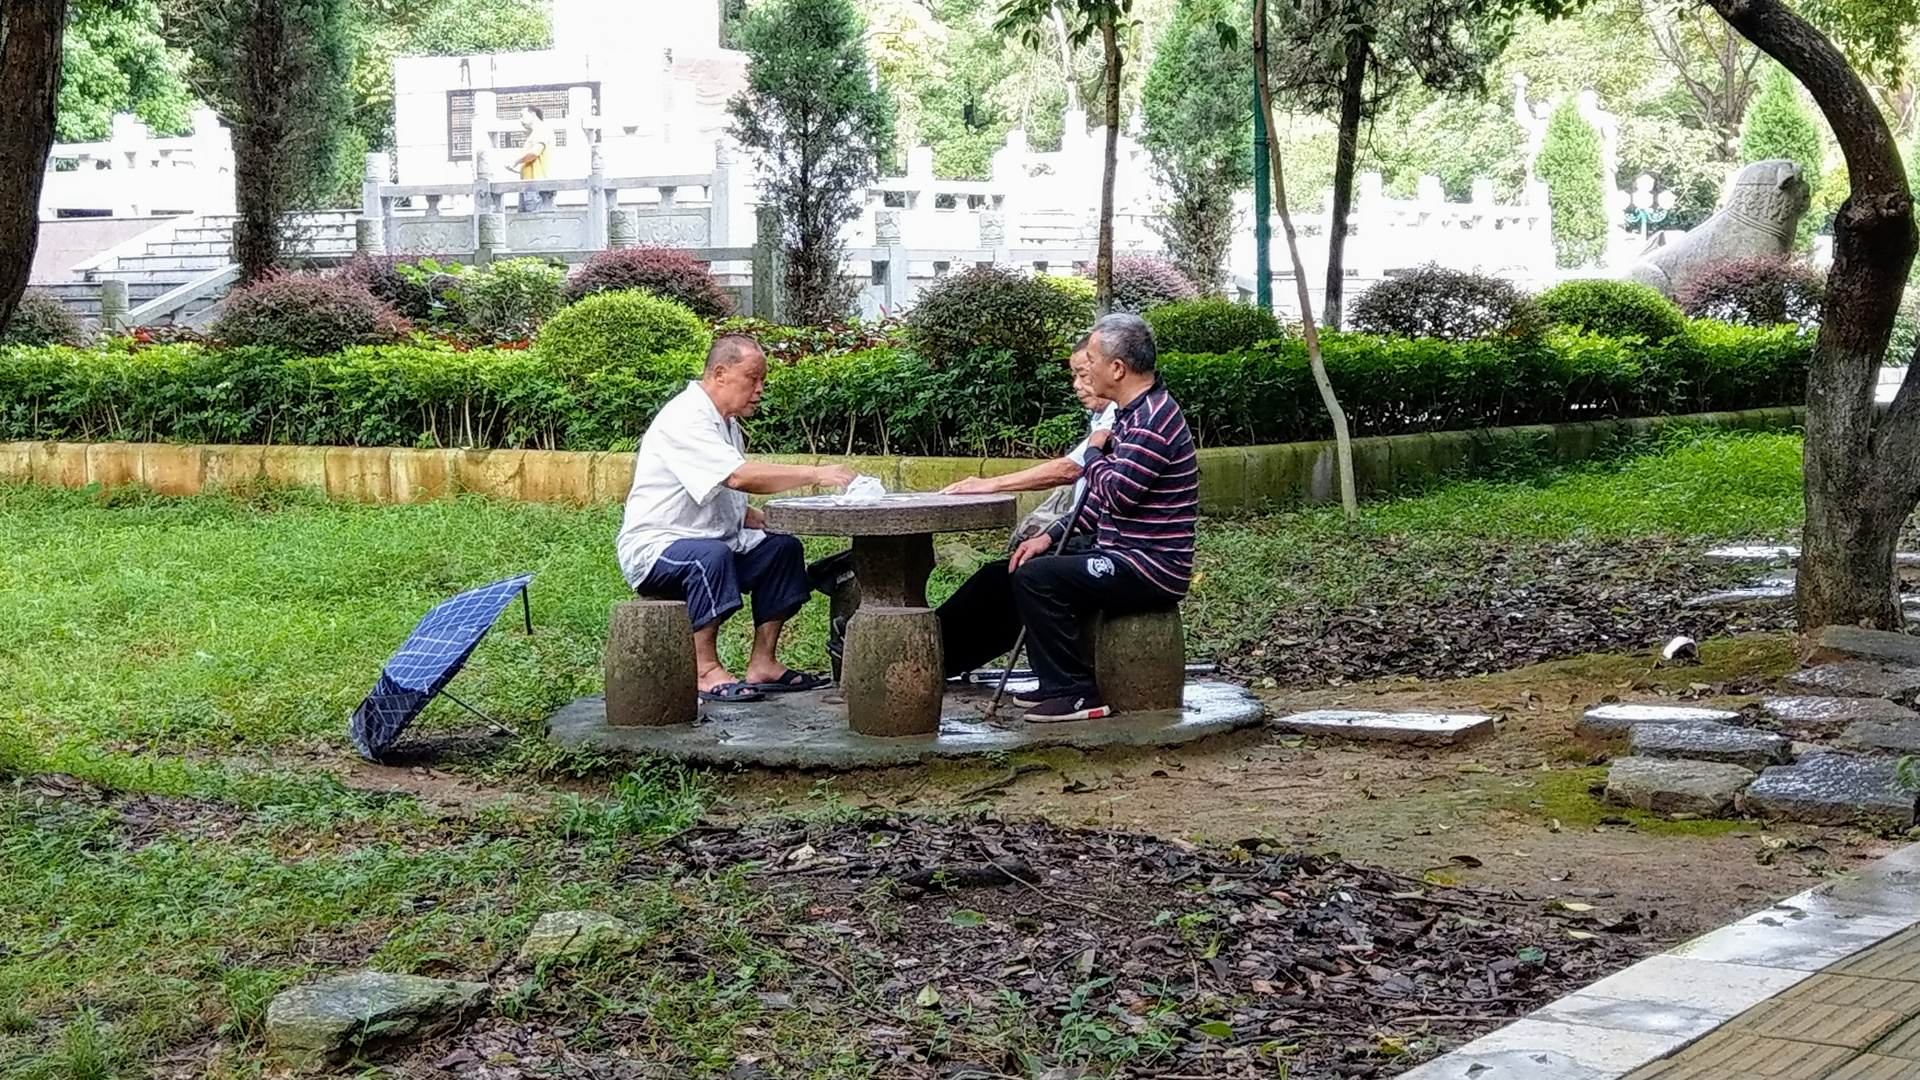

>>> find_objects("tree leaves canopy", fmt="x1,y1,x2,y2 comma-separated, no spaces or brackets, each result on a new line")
58,0,196,142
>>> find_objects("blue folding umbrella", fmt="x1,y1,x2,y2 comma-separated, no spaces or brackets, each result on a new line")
350,572,535,760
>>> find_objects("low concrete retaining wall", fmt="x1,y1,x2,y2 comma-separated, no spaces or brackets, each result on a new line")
0,406,1804,515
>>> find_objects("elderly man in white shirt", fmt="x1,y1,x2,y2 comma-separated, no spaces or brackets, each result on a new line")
616,334,854,703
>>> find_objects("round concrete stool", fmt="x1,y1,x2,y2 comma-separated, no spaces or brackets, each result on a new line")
1092,607,1185,713
605,600,697,727
841,605,943,737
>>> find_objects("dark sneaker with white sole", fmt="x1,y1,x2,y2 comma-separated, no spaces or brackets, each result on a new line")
1023,695,1110,723
1010,688,1049,707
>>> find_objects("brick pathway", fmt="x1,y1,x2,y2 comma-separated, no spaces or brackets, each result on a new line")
1401,842,1920,1080
1624,927,1920,1079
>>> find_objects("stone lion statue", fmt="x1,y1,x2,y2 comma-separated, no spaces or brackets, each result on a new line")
1629,160,1811,298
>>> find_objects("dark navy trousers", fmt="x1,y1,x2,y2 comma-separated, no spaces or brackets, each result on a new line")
636,533,811,631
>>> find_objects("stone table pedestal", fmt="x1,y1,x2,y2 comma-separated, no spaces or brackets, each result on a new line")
765,493,1015,736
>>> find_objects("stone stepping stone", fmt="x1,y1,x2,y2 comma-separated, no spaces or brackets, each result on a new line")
1629,721,1791,772
1807,625,1920,669
1836,719,1920,754
1270,709,1494,746
1605,756,1756,817
1783,661,1920,702
1684,583,1795,608
1739,753,1920,829
1577,703,1740,737
1761,696,1920,727
1703,544,1798,564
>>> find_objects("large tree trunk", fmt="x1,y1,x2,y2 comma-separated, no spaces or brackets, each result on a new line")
1254,0,1355,519
1709,0,1919,630
0,0,68,331
231,1,289,282
1095,16,1119,317
1323,37,1366,330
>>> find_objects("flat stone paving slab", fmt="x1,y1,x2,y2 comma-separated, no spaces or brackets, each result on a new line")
1605,756,1756,817
1739,754,1920,830
1763,696,1920,732
1785,662,1920,702
1703,544,1799,564
1685,582,1795,608
1629,721,1792,771
1837,719,1920,755
1578,703,1741,738
1809,625,1920,669
1269,708,1494,746
545,680,1266,768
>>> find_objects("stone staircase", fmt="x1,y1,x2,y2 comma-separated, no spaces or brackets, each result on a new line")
43,210,359,328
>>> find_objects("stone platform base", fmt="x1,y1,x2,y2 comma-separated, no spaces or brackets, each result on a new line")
544,679,1266,768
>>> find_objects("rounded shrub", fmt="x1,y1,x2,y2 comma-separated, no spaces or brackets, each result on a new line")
1347,264,1548,342
3,289,86,346
212,272,408,355
1042,273,1096,308
1094,255,1200,314
1676,256,1826,328
906,267,1091,372
1537,279,1687,343
563,247,733,318
1147,297,1282,354
449,257,566,341
535,290,713,381
335,254,438,322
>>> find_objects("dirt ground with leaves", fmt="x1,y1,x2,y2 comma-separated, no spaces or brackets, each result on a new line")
693,631,1901,952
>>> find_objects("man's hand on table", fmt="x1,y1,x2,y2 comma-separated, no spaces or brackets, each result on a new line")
815,464,856,490
942,476,1003,495
1008,533,1052,570
743,504,766,530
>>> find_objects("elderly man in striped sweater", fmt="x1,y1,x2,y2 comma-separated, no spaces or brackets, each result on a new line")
936,312,1200,721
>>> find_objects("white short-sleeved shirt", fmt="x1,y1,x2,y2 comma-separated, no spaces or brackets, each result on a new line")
1065,402,1119,499
615,381,767,587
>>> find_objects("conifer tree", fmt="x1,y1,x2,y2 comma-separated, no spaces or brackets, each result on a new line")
729,0,895,325
1535,99,1608,268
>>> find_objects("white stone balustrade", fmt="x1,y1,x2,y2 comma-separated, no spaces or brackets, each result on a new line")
41,110,234,220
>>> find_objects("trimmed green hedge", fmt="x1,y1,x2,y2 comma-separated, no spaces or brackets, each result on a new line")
0,321,1810,456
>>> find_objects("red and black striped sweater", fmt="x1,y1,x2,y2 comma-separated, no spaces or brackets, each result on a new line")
1047,377,1199,598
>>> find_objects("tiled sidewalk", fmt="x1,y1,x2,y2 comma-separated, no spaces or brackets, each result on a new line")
1401,842,1920,1080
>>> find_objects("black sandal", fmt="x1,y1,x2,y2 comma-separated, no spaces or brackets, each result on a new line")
699,681,765,703
748,669,831,693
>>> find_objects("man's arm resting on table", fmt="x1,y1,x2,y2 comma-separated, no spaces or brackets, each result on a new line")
945,457,1082,494
724,461,855,495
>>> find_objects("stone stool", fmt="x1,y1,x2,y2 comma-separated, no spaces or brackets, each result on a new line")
1089,607,1185,713
604,600,697,727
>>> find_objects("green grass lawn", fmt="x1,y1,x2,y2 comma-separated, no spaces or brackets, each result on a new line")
0,427,1809,1078
0,428,1806,774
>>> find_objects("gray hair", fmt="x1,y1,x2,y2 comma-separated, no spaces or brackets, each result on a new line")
704,333,763,373
1090,313,1157,375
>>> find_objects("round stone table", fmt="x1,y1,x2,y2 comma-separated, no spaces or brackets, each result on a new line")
764,493,1015,737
